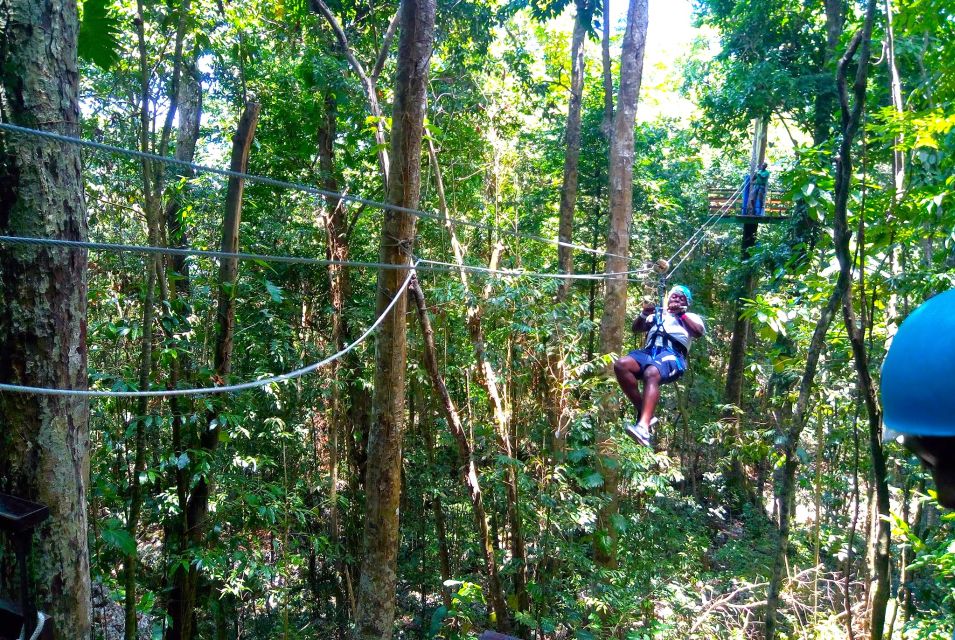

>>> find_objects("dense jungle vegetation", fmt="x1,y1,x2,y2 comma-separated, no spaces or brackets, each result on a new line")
1,0,954,638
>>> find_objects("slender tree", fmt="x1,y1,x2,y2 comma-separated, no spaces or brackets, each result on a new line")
595,0,649,568
764,2,878,635
166,102,260,640
557,0,593,299
0,0,91,636
829,0,887,632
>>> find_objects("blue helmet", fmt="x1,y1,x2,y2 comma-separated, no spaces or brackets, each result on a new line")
881,288,955,437
668,285,693,306
882,288,955,508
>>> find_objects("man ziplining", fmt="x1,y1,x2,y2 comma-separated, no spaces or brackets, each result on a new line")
613,285,706,446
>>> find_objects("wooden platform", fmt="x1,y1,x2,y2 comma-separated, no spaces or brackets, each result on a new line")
716,214,789,224
708,187,788,216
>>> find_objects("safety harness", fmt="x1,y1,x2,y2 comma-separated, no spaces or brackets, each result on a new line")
644,316,689,358
643,274,689,358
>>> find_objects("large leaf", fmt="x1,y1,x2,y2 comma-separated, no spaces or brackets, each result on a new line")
78,0,122,70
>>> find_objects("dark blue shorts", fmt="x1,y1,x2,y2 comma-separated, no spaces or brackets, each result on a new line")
627,348,686,384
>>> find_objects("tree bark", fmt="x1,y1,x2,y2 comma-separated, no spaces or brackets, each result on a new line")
600,0,614,137
557,0,591,299
166,102,260,640
354,0,435,636
596,0,648,569
0,1,91,636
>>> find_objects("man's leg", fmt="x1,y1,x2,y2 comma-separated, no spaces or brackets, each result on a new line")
613,356,643,419
638,366,662,428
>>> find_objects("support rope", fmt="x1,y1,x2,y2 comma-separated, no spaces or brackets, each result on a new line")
663,181,745,282
0,122,632,263
0,235,651,281
0,263,418,398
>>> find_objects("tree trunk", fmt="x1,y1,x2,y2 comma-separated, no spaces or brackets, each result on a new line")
723,118,767,506
596,0,649,569
159,55,202,640
166,102,260,640
124,260,156,640
600,0,614,137
409,278,511,631
0,1,91,636
354,1,435,636
599,0,649,342
828,2,886,634
557,0,591,299
764,5,877,634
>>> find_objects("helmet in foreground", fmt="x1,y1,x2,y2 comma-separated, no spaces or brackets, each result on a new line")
881,288,955,507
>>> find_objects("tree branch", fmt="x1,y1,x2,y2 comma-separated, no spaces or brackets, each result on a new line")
371,10,400,81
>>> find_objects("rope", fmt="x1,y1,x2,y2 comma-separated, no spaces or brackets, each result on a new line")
664,182,744,269
0,263,418,398
0,235,651,281
417,257,652,281
663,182,744,282
0,122,632,263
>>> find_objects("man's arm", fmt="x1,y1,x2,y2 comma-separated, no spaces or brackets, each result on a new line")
678,312,704,338
632,305,655,333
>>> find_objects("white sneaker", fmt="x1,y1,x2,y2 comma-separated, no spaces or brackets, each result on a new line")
625,418,657,447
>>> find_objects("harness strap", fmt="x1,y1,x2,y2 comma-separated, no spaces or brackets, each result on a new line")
645,321,688,357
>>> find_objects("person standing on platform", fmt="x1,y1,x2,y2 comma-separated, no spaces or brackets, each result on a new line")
751,162,770,216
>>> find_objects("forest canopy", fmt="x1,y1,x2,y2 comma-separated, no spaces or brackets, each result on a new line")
0,0,954,639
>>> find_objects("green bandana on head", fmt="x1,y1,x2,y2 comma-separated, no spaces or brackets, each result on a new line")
668,285,692,306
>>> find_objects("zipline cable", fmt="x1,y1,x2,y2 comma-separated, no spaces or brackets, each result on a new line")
0,263,419,398
660,182,745,285
0,235,649,281
0,122,632,263
416,257,652,281
664,181,744,270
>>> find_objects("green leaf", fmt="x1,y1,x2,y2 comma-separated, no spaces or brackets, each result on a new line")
78,0,122,70
102,521,137,556
581,471,604,488
264,280,284,303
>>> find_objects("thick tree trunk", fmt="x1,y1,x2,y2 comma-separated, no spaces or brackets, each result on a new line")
166,102,260,640
599,0,649,345
409,279,511,631
600,0,614,137
596,0,648,569
0,1,91,636
557,0,591,299
354,1,435,636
